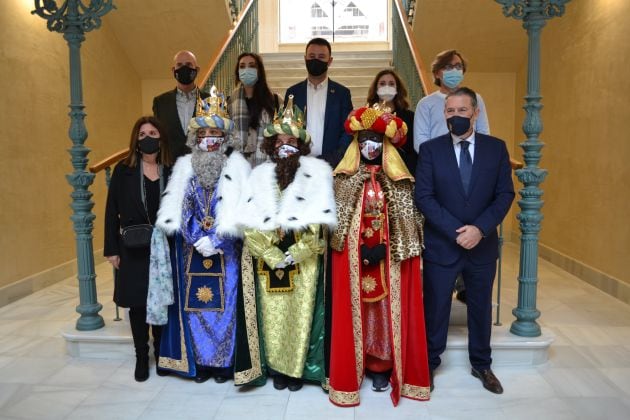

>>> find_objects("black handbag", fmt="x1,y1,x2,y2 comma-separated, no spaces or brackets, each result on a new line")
120,160,163,249
121,224,153,248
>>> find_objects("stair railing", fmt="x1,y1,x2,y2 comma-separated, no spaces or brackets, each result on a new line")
200,0,258,95
401,0,417,25
392,0,430,107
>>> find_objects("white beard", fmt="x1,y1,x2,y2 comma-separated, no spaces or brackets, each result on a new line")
191,150,225,189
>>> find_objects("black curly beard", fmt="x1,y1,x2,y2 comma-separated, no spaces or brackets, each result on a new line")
271,152,300,190
191,149,225,190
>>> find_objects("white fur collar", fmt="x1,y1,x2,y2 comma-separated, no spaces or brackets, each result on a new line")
156,152,251,237
239,156,337,231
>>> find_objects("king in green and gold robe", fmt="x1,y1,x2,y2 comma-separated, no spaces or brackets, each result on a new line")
233,155,337,387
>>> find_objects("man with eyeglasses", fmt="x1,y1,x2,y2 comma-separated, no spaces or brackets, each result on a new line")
413,50,490,154
413,50,491,305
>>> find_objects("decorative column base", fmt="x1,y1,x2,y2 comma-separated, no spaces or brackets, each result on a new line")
75,302,105,331
510,308,541,337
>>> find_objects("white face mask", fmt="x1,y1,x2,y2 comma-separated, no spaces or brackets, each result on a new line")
276,143,299,159
197,136,224,151
360,140,383,161
377,85,397,102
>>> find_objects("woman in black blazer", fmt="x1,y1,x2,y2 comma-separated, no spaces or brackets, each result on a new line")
104,116,173,382
367,69,418,172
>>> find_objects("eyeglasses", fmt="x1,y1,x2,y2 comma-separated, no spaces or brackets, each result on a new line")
443,63,463,71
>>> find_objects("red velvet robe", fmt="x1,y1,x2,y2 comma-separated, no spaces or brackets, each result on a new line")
329,165,431,407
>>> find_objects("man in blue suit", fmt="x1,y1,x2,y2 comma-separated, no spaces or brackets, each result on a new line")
284,38,353,166
415,87,515,394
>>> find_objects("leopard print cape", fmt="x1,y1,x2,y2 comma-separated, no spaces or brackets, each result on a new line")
332,164,424,262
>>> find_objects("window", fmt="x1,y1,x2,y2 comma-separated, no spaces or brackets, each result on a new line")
311,2,328,18
311,25,333,36
343,2,365,17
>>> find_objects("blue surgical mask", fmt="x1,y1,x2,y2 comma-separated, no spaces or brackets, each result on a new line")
442,69,464,89
239,68,258,87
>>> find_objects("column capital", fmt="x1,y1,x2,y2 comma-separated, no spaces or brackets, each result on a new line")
495,0,570,20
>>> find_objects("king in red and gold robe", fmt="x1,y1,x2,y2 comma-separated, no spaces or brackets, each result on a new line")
328,106,431,407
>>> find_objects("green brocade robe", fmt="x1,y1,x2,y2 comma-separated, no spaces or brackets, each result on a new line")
234,225,327,385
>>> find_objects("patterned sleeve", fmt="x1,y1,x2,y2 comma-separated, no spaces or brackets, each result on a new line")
287,224,324,263
243,229,285,269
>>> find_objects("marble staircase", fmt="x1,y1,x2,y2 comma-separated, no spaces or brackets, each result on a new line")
262,50,393,108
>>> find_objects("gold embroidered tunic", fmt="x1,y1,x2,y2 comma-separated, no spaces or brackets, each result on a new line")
244,224,325,378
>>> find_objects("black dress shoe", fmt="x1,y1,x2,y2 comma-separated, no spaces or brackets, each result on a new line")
429,369,434,392
471,368,503,394
273,375,288,390
135,356,149,382
287,377,303,392
371,371,391,392
455,290,467,304
214,375,229,383
194,368,212,383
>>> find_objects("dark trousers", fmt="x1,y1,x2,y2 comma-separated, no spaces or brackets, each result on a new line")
129,306,163,360
423,256,496,371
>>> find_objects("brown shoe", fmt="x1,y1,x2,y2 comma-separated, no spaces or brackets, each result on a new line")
471,368,503,394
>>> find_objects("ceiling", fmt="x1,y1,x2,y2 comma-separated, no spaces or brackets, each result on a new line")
104,0,232,79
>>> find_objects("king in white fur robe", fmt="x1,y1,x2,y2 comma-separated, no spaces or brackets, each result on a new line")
150,151,251,378
233,156,337,387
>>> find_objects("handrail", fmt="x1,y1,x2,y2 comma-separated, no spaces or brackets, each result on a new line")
392,0,431,98
510,158,524,170
199,0,256,90
89,149,129,174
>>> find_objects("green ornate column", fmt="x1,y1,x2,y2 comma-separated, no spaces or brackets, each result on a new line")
32,0,115,331
496,0,570,337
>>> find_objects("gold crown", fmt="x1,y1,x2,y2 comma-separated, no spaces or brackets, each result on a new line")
189,85,234,132
263,95,310,143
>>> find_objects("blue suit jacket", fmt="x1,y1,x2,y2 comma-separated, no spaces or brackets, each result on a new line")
285,79,353,165
415,132,515,265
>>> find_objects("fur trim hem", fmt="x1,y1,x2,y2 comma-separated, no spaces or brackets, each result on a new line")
155,154,193,234
214,152,251,238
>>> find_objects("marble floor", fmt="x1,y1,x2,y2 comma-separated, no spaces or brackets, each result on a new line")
0,242,629,419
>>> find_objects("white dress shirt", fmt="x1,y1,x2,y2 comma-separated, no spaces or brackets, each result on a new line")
452,131,476,166
306,78,328,157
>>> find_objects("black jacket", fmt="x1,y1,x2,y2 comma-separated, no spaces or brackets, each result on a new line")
104,160,171,307
153,88,210,159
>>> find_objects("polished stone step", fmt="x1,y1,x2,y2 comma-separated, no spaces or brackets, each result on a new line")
62,310,553,367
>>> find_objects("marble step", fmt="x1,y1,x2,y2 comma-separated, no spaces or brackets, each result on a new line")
62,311,552,367
261,51,392,67
265,65,392,76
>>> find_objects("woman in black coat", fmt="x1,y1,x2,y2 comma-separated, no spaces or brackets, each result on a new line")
104,116,173,382
366,69,418,172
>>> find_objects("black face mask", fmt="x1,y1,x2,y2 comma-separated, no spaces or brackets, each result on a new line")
174,66,197,85
446,115,472,137
305,59,328,77
138,136,160,154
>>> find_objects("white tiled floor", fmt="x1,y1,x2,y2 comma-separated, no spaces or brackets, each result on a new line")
0,243,629,419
